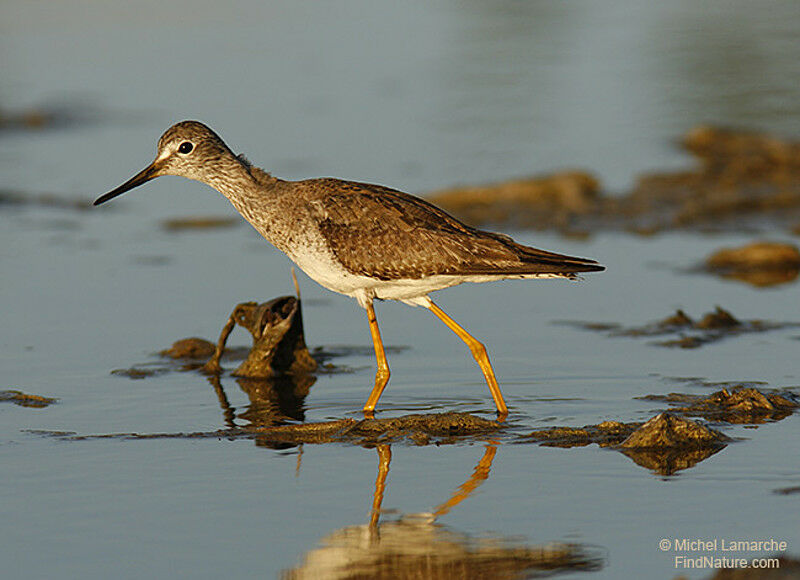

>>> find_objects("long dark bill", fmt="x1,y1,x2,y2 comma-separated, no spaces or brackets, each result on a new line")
94,162,161,206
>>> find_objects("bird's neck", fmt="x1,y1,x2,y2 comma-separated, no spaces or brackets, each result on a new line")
202,155,272,199
203,158,282,231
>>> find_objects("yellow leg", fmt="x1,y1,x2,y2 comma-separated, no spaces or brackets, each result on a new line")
363,300,391,417
434,443,498,517
428,300,509,418
369,444,392,530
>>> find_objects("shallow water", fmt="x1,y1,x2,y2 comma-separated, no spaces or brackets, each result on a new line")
2,2,799,579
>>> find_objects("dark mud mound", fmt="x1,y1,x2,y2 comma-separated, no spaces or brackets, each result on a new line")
523,413,729,476
0,190,92,211
39,413,502,448
428,171,600,231
110,367,167,379
702,241,800,287
201,296,317,378
522,381,798,475
429,126,800,235
161,337,217,359
160,216,240,231
0,103,96,132
523,413,727,450
251,412,503,447
640,386,799,423
522,420,637,449
560,306,799,348
619,412,730,449
0,390,57,408
113,295,319,379
619,413,730,475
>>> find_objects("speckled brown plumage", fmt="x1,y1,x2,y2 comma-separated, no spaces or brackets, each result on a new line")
303,178,602,280
95,121,605,417
97,120,602,285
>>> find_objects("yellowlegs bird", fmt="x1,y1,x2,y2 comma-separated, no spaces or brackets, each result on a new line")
95,121,604,418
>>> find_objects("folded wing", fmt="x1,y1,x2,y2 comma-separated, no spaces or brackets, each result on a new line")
306,179,604,281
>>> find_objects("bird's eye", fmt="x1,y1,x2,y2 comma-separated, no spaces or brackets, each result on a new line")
178,142,194,154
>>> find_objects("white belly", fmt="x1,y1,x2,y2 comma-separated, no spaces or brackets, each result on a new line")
285,241,564,309
285,242,444,307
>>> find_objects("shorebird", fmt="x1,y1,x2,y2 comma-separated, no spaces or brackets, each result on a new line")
95,121,604,418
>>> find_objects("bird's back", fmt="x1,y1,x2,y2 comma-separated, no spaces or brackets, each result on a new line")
285,177,604,281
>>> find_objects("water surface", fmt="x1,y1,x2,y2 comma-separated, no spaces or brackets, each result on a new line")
2,2,799,578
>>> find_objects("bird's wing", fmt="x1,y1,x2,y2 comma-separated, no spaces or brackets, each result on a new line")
306,179,602,280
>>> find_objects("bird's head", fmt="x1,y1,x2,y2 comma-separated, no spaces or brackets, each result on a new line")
94,120,236,206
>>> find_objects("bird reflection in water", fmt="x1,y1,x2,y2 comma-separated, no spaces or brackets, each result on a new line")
283,444,603,579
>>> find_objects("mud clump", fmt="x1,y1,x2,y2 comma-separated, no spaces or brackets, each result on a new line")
523,413,728,476
350,412,502,445
561,306,798,349
706,241,800,270
0,103,94,132
627,126,800,232
0,108,53,129
0,390,57,408
683,125,800,174
113,338,219,378
704,241,800,287
107,294,325,429
659,310,695,327
619,413,729,449
429,171,600,230
46,413,502,448
524,414,727,450
161,337,217,359
695,307,741,330
119,297,318,378
523,421,636,448
160,216,240,232
202,296,317,378
641,386,798,423
428,126,800,234
252,412,502,447
0,190,91,211
110,367,164,379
